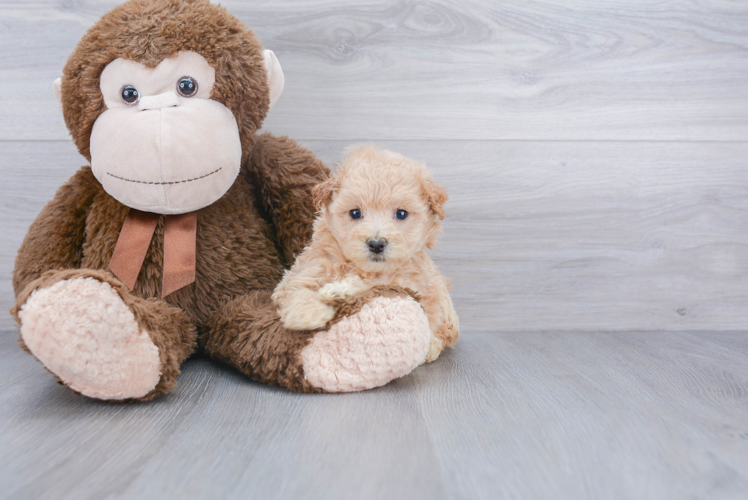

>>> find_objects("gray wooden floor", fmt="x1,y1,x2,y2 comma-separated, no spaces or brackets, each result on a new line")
1,1,748,499
2,331,747,499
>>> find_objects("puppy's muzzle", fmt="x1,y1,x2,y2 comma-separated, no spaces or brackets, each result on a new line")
367,238,387,255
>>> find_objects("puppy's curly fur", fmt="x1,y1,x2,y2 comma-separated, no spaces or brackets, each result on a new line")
272,145,459,362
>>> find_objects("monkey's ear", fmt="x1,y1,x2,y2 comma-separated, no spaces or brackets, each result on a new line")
312,175,341,211
53,78,62,109
262,50,285,109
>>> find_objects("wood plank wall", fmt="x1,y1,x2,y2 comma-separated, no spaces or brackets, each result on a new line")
1,0,747,332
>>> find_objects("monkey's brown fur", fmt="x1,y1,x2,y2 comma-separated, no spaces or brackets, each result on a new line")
61,0,269,161
11,0,325,400
13,0,431,400
12,133,334,399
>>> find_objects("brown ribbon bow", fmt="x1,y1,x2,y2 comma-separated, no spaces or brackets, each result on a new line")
109,209,197,298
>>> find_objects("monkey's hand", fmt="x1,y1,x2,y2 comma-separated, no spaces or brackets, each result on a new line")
318,276,370,304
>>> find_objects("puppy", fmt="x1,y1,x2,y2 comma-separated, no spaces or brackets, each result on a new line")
272,145,459,363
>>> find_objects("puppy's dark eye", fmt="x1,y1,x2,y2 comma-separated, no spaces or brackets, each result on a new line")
395,209,408,220
121,85,139,105
177,77,198,97
350,209,362,220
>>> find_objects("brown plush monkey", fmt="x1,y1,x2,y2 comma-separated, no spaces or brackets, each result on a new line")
11,0,433,401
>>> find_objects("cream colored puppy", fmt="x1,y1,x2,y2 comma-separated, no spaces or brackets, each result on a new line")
272,145,459,363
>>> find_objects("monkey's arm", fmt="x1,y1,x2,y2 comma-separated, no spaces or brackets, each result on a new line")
13,167,100,296
246,133,329,267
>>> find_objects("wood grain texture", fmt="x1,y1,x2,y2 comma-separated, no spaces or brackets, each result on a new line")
3,140,746,332
0,330,746,499
2,0,748,498
1,0,747,141
410,331,748,500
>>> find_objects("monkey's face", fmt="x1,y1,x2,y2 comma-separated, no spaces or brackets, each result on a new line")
89,51,242,214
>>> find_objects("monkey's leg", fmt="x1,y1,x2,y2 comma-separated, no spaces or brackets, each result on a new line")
203,290,317,392
12,269,196,401
204,287,431,393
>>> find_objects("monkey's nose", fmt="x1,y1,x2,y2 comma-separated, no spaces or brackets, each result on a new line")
139,91,179,111
367,239,387,254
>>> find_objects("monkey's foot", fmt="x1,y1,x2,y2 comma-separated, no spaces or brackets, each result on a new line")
18,277,161,400
301,295,430,392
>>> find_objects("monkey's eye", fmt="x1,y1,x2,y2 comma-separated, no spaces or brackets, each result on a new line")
177,77,198,97
395,209,408,220
349,209,362,220
120,85,139,105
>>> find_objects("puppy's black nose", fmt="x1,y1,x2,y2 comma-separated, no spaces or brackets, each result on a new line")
367,239,387,254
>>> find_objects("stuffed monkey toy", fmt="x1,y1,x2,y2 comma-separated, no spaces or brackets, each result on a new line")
11,0,435,401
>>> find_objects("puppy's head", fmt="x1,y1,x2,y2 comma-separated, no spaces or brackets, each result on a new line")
313,145,447,273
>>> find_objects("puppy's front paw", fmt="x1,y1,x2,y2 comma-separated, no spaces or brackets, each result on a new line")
281,299,336,331
319,280,363,304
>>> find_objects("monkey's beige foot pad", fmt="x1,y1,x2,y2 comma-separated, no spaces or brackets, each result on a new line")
18,277,161,400
301,296,431,392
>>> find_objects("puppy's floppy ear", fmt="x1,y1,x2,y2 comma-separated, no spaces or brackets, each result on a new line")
423,178,448,220
312,175,341,211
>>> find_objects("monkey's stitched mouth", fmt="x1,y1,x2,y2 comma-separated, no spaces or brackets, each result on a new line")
107,167,222,185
